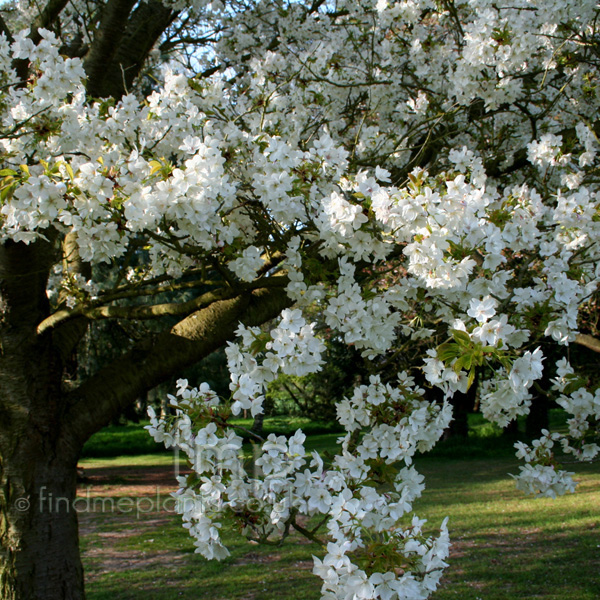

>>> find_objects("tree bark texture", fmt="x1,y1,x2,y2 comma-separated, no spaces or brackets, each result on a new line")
85,0,176,100
0,239,84,599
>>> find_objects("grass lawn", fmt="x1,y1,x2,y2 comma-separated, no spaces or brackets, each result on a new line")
79,447,600,599
416,457,600,599
80,410,570,460
80,417,342,458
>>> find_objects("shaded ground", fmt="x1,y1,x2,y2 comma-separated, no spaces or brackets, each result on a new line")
78,463,190,583
79,461,321,600
79,458,600,600
79,462,188,494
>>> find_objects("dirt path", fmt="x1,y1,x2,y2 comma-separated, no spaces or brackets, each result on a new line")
77,463,190,584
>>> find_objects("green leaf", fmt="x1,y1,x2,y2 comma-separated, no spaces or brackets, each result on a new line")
437,342,460,362
0,184,15,202
0,169,17,177
467,367,476,390
452,329,472,346
248,332,270,355
149,160,163,175
453,353,473,373
563,378,585,396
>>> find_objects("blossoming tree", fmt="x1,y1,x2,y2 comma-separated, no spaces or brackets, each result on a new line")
1,0,599,599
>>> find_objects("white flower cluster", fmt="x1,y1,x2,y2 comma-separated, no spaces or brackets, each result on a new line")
227,310,325,417
527,134,565,169
478,349,545,428
422,349,470,399
513,432,576,498
313,517,450,600
551,359,600,461
146,381,243,559
149,370,452,599
336,374,452,461
4,1,600,596
282,237,326,306
229,246,264,282
325,259,401,357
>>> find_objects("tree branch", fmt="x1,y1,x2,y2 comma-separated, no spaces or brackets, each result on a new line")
8,0,71,82
96,276,219,304
49,233,91,363
29,0,71,44
0,13,14,43
37,275,288,334
83,0,139,97
62,285,293,448
484,119,600,179
291,519,326,547
94,268,204,301
159,34,217,53
575,333,600,353
93,0,177,100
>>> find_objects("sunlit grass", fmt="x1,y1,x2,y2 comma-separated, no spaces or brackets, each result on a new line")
415,457,600,600
79,453,176,468
81,448,600,600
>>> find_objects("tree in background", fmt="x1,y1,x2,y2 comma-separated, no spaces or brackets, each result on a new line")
266,337,366,422
1,1,600,599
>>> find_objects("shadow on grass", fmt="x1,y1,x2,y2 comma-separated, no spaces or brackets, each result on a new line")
81,452,600,600
437,528,600,600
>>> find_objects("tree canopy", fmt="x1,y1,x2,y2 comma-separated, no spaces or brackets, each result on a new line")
1,1,599,599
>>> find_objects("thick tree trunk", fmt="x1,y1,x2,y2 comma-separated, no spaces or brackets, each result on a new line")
446,377,477,439
0,448,83,599
525,393,550,439
0,238,85,599
525,366,552,439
